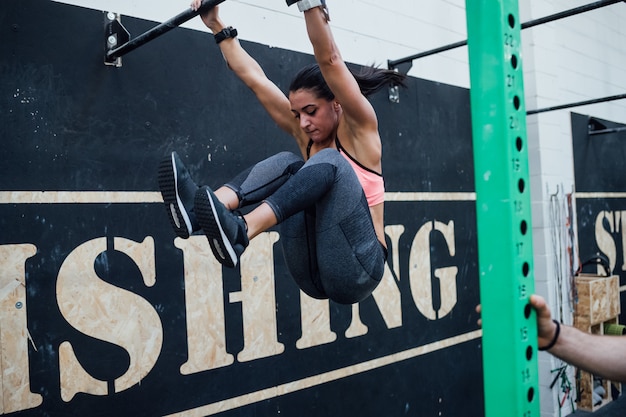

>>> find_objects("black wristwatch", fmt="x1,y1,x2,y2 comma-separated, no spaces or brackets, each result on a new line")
214,26,238,44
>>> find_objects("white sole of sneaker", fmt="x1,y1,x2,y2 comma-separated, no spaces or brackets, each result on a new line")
204,189,238,267
171,153,194,236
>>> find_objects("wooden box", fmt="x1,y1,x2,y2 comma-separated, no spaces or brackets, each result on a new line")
573,274,621,412
574,274,620,330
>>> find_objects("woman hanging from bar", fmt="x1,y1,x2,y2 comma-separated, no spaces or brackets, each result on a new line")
158,0,405,304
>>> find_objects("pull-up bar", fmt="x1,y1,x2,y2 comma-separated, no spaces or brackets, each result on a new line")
527,93,626,115
105,0,225,65
388,0,625,72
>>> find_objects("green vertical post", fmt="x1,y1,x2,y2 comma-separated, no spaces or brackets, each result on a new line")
465,1,539,417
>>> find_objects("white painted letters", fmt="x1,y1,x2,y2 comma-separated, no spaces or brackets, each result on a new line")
57,237,163,401
0,244,42,413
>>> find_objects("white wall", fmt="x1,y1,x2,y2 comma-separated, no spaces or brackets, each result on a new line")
56,0,472,85
521,1,626,415
54,1,626,415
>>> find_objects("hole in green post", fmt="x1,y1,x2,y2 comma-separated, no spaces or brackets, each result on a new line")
526,345,533,360
508,14,515,28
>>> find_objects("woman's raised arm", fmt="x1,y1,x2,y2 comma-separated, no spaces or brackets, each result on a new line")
302,6,378,136
192,2,306,145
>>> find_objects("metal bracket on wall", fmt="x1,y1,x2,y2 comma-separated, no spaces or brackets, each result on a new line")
387,61,412,103
588,117,626,136
102,0,225,67
104,12,129,67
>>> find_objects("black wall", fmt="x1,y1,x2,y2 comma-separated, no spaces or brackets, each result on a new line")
573,112,626,312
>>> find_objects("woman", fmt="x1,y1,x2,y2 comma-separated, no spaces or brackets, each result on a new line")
158,0,405,304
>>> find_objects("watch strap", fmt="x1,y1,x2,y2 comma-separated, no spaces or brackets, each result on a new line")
214,26,238,44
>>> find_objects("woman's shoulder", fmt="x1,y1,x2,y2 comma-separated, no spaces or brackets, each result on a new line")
338,124,382,169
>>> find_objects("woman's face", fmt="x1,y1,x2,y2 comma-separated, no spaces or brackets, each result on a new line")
289,88,339,143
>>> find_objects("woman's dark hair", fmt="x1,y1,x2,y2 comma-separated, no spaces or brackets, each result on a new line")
289,63,407,100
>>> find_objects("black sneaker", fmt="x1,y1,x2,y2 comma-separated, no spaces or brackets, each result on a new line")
194,186,249,268
158,151,199,239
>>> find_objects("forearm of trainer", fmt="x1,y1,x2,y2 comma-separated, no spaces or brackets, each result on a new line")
549,325,626,382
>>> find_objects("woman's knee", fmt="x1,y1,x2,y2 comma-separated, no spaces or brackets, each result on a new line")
229,151,304,206
274,151,303,168
306,148,341,165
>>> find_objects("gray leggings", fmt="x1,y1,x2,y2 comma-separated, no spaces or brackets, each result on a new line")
224,149,385,304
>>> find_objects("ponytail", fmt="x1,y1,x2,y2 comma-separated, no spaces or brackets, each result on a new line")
352,65,407,98
289,63,407,100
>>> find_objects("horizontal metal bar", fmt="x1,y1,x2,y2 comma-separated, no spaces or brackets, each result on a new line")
388,0,624,70
526,93,626,115
106,0,226,61
521,0,625,29
387,40,467,69
589,126,626,136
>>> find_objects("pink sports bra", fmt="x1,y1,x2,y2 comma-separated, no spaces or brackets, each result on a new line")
306,138,385,207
